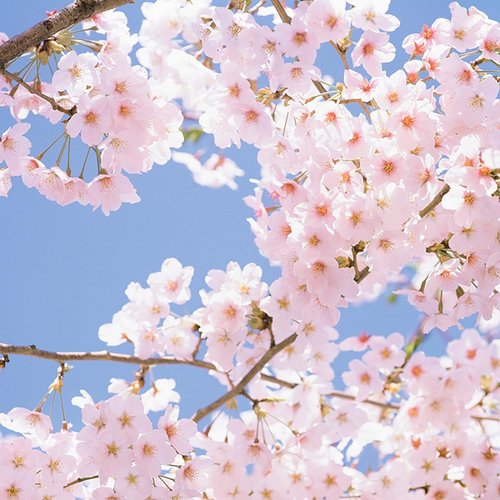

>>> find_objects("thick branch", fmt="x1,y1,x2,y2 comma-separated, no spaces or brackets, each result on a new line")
0,343,216,370
0,0,134,67
192,333,297,423
419,184,450,218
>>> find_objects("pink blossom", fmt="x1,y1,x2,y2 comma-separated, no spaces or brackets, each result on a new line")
0,122,31,169
51,51,98,95
158,405,197,455
0,407,52,444
86,173,140,215
351,30,395,76
141,378,180,413
66,96,110,146
342,359,383,400
305,0,351,44
147,257,194,304
349,0,400,32
173,152,244,190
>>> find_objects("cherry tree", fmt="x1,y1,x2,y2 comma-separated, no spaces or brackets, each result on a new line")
0,0,499,498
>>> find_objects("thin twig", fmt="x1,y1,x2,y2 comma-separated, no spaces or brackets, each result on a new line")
192,333,297,423
419,184,451,218
0,66,76,115
338,97,371,117
64,475,99,489
261,373,397,410
260,374,499,422
0,343,216,370
329,40,349,70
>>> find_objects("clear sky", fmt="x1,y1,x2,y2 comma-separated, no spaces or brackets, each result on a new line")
0,0,498,428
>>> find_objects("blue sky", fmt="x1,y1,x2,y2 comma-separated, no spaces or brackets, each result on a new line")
0,0,497,427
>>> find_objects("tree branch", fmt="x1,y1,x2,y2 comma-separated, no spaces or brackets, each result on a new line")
64,475,99,489
329,40,349,71
192,333,297,423
261,373,397,410
0,66,74,115
0,0,134,67
261,374,499,421
0,343,216,370
419,184,450,218
270,0,291,23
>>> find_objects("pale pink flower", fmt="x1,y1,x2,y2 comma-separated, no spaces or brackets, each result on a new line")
274,17,320,63
86,173,140,215
0,123,31,169
480,23,500,64
134,430,176,476
52,51,98,95
343,69,377,102
173,152,244,190
104,394,152,441
147,257,194,304
0,470,32,500
113,465,154,498
98,310,139,346
440,2,483,51
233,101,274,146
37,166,68,203
349,0,400,32
158,405,197,455
0,408,52,444
351,30,395,76
90,430,134,481
339,331,371,351
305,0,351,43
342,359,383,400
161,315,199,359
0,168,11,196
66,96,109,146
141,378,180,413
363,333,406,370
174,456,213,497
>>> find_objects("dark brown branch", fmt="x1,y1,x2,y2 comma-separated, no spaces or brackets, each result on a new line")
0,0,134,67
419,184,450,218
192,333,297,423
0,343,216,370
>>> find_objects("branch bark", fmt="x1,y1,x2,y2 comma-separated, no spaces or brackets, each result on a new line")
0,343,216,370
0,0,134,67
192,333,297,423
419,183,451,218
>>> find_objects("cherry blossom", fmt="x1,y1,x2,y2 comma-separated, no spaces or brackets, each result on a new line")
0,0,499,497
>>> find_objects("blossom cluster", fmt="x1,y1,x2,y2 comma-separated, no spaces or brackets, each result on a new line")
0,0,499,498
0,9,183,214
124,0,500,334
1,258,498,498
0,394,205,498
